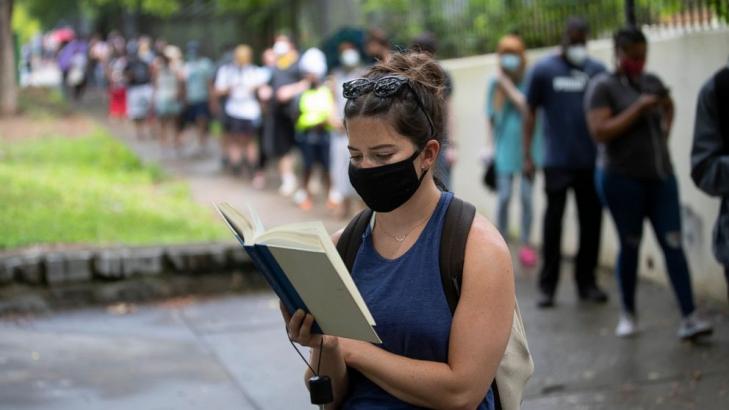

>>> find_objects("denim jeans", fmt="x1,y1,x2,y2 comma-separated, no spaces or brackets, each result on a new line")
595,169,696,317
496,173,533,245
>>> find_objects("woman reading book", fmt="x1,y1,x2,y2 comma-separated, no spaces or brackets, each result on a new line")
282,51,515,409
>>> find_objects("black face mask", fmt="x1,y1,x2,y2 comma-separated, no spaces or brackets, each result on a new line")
348,150,427,213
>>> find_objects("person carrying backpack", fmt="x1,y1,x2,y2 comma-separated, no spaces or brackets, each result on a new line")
282,51,532,409
691,60,729,305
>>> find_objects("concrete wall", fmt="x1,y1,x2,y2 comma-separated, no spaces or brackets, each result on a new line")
441,28,729,302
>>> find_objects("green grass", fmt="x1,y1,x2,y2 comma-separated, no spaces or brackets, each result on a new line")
0,130,227,249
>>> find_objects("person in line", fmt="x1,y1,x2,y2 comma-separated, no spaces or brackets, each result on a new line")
586,27,713,339
214,45,268,176
152,51,183,151
259,34,302,196
106,46,127,122
411,32,458,191
181,41,214,154
487,34,541,268
329,41,366,219
283,51,514,409
291,48,335,211
691,59,729,305
364,28,391,64
523,17,609,308
124,40,154,140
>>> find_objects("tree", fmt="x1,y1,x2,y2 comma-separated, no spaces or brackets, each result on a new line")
0,0,17,116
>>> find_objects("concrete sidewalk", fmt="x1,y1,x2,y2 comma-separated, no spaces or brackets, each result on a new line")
1,268,727,410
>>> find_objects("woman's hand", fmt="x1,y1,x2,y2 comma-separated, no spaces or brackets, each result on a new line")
280,302,338,349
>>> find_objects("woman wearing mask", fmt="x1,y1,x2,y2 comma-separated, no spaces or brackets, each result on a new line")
586,27,713,339
282,52,514,409
214,45,268,176
486,34,541,268
330,42,366,219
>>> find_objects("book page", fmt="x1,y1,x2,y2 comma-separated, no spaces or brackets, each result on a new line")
215,203,257,245
267,245,381,343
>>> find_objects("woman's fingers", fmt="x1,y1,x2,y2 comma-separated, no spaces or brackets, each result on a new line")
288,309,306,339
298,313,315,341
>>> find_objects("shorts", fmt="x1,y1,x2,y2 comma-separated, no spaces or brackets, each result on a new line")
297,128,331,171
126,84,153,120
224,116,257,135
155,98,181,118
180,101,211,127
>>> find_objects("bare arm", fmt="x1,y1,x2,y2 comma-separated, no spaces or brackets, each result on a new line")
339,217,514,410
497,72,528,117
586,94,658,143
276,78,311,103
661,96,675,138
522,106,537,179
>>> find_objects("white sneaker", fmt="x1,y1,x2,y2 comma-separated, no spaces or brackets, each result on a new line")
615,313,639,338
278,174,297,197
677,311,713,340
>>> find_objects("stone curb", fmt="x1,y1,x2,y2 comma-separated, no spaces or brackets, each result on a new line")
0,242,253,288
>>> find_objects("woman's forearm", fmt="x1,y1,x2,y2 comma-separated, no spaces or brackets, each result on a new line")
305,337,349,409
590,101,646,143
344,341,486,410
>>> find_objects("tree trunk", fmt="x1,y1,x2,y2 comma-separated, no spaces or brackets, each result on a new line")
0,0,18,116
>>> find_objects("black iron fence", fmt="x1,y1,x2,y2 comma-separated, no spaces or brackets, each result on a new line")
360,0,729,59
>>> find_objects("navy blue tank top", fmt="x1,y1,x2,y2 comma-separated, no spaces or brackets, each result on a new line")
343,192,495,409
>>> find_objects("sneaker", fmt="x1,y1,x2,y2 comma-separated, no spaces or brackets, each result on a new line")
615,313,639,338
578,286,609,304
279,174,297,197
677,311,713,340
536,291,555,309
518,246,538,268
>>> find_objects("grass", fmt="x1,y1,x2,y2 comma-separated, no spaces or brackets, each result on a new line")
0,129,227,250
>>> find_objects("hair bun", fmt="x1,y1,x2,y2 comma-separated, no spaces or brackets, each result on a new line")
367,51,448,99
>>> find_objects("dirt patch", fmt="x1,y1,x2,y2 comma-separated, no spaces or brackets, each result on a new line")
0,114,98,141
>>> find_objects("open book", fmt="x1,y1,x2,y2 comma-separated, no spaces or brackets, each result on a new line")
215,202,381,344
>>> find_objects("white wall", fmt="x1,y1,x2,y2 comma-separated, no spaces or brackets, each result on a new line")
442,28,729,302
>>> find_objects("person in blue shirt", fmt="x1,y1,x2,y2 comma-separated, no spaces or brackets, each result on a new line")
486,34,542,269
523,17,609,308
283,52,514,410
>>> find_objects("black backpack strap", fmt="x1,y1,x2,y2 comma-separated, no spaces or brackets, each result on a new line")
336,209,373,272
713,66,729,154
439,196,476,314
439,197,503,410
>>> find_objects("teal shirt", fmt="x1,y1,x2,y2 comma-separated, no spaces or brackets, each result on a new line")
184,58,213,104
486,77,543,175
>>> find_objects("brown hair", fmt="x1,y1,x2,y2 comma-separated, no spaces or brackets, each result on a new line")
344,51,448,150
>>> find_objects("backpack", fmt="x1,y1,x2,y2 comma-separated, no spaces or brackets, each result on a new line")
713,66,729,154
336,197,534,410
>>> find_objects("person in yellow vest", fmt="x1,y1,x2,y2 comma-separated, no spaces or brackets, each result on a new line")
293,48,335,211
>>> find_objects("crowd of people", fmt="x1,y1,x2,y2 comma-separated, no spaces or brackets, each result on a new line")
45,18,728,341
486,17,724,341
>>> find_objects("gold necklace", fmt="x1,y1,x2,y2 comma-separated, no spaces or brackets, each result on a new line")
376,214,431,243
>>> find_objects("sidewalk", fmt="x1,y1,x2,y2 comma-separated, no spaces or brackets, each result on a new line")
2,105,726,409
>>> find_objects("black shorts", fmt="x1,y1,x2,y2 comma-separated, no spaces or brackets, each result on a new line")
297,128,331,171
224,116,257,135
178,102,211,129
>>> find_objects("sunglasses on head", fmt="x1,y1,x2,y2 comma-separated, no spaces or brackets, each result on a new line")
342,75,436,138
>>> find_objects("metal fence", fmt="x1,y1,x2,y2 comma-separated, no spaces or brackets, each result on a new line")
359,0,729,59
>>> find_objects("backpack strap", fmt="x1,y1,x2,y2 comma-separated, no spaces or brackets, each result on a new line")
439,196,476,314
439,197,504,410
336,209,373,272
713,66,729,154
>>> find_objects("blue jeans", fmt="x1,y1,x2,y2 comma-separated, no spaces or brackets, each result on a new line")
595,169,696,317
496,172,533,244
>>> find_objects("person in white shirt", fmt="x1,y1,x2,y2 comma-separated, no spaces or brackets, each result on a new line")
214,44,269,176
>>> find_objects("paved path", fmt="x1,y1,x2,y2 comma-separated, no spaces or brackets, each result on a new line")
2,270,728,410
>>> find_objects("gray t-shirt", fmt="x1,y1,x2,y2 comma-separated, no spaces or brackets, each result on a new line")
585,72,673,179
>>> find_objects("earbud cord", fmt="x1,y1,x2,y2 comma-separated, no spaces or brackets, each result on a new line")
288,336,325,377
